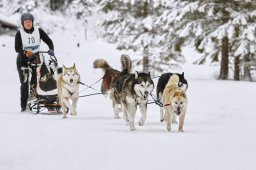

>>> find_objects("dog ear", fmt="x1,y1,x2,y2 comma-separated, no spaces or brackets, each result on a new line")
63,65,67,70
148,71,151,76
135,71,139,79
73,63,76,68
182,72,184,77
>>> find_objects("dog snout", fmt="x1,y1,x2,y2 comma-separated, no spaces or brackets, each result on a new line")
144,91,149,96
70,79,73,83
175,106,181,115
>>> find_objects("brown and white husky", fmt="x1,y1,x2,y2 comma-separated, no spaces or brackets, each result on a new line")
162,74,188,132
57,64,80,118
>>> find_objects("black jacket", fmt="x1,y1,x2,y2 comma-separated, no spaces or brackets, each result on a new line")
15,27,54,55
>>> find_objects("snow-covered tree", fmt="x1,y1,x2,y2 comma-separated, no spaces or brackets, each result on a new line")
0,0,38,15
97,0,167,73
157,0,256,81
66,0,94,19
65,0,94,39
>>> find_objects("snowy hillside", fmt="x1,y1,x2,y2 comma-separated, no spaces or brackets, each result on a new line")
0,14,256,170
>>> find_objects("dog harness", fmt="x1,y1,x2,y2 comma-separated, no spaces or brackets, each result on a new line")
20,26,41,53
164,103,172,107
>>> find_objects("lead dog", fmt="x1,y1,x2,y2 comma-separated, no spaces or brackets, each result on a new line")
156,72,188,122
112,55,154,131
57,64,80,118
162,74,187,132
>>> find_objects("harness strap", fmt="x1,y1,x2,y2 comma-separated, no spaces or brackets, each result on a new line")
79,92,103,98
79,77,103,93
78,81,85,85
62,85,76,97
149,93,163,107
68,90,74,96
163,103,172,107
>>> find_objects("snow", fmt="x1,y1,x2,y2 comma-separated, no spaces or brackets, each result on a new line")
0,13,19,27
0,15,256,170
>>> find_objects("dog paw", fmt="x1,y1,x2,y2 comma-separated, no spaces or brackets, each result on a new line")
115,115,121,119
178,129,184,132
71,111,77,116
167,127,171,132
62,115,67,119
130,127,136,131
138,121,144,126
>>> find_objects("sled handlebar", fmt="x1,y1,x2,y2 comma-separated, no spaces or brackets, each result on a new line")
38,51,57,62
38,51,48,53
38,51,55,56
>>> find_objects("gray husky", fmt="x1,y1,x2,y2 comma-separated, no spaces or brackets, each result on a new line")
112,55,154,131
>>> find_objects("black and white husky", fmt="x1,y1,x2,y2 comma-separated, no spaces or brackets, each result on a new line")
156,72,188,122
112,55,154,131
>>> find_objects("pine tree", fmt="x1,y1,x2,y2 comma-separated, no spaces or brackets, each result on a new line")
158,0,256,81
50,0,65,11
0,0,38,14
66,0,94,19
98,0,163,73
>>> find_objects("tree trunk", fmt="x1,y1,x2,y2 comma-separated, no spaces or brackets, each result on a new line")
219,36,229,80
234,56,240,81
143,46,149,73
243,54,252,81
142,1,149,73
50,0,65,11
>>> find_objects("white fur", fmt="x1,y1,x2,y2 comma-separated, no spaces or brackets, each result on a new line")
134,81,154,99
123,82,153,131
162,75,188,132
57,65,80,118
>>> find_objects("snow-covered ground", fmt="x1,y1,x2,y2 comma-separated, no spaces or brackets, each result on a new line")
0,19,256,170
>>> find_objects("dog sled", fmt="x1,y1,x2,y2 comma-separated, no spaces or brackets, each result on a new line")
25,51,62,114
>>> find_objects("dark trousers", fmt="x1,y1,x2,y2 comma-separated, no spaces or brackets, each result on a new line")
16,55,37,109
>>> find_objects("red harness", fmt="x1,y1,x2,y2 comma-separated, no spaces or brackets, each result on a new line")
164,103,172,107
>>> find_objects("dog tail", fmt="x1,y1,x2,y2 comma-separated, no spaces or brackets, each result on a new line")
93,59,112,71
121,54,132,73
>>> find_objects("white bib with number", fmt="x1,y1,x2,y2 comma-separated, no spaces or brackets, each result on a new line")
20,26,41,53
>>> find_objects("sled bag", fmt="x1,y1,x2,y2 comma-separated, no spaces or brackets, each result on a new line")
39,61,57,91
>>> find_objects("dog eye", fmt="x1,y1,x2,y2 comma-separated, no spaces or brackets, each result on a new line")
180,102,183,104
175,102,178,104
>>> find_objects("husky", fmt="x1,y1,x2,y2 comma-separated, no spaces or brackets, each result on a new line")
162,74,188,132
57,64,80,118
156,72,188,122
93,58,120,95
112,55,154,131
93,58,122,118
